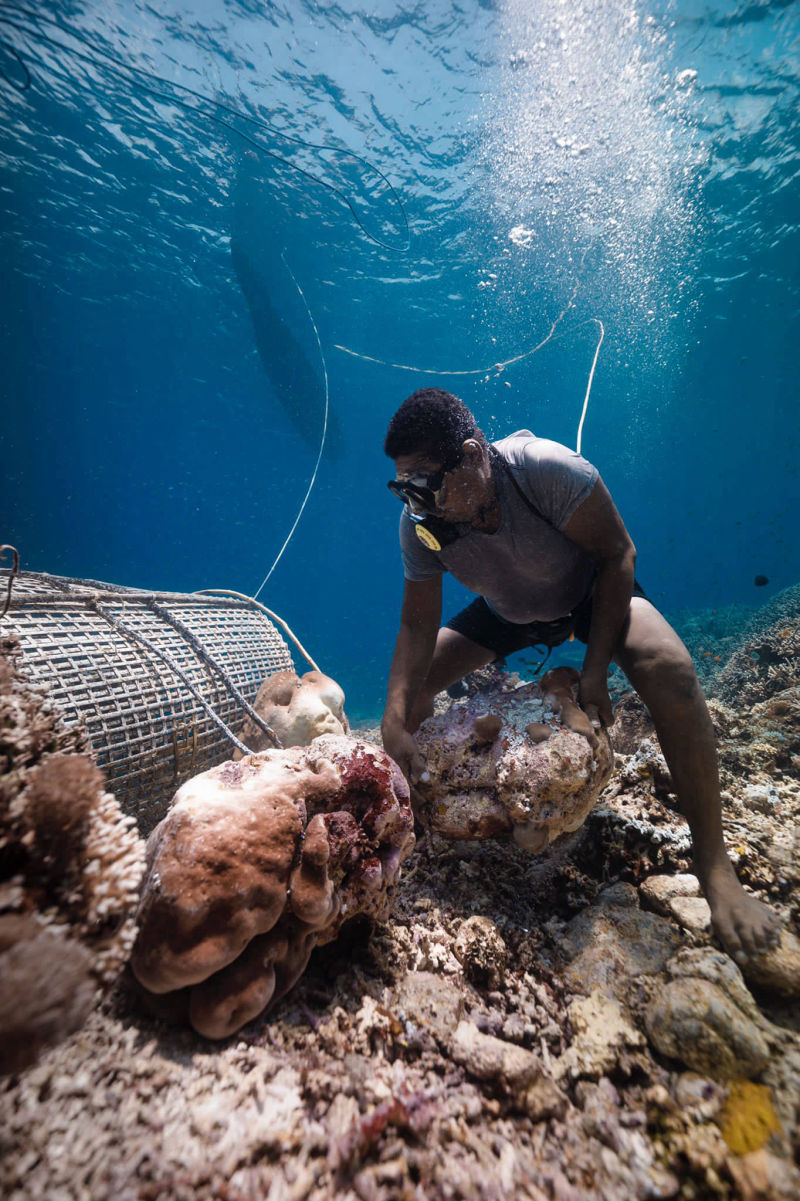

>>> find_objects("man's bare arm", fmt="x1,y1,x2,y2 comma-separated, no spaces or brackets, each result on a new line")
561,477,636,726
381,576,442,782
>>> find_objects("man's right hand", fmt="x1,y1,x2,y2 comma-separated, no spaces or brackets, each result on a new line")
381,724,428,787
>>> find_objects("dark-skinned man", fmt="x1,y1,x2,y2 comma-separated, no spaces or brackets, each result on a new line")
381,387,780,965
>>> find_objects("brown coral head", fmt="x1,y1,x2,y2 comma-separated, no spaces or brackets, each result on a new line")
131,736,414,1038
131,752,316,995
472,713,503,745
525,722,552,743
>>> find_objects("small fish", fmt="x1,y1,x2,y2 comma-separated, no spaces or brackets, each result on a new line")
754,575,769,587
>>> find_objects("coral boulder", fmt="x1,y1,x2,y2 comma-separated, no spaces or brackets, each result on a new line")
414,668,613,851
238,669,348,753
131,736,415,1038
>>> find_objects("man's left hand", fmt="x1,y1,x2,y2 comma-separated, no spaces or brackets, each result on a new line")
579,670,614,730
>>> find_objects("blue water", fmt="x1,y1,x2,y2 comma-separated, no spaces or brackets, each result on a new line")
1,0,799,720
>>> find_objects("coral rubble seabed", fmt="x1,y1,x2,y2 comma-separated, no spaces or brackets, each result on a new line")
2,591,800,1200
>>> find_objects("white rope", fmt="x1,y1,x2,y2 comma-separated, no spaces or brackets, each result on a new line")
335,314,606,454
576,319,604,456
333,272,582,378
252,252,329,600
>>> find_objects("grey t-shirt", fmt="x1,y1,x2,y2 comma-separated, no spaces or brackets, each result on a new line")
399,430,598,624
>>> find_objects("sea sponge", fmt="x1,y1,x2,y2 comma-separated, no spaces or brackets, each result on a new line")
131,736,415,1039
238,669,348,753
719,1081,782,1155
413,669,613,850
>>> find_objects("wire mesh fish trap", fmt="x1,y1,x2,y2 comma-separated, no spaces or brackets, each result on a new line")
1,571,294,832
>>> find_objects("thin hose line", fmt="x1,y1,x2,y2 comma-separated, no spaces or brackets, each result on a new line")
333,312,601,380
334,315,605,453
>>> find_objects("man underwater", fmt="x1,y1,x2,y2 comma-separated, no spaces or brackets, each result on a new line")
381,387,780,964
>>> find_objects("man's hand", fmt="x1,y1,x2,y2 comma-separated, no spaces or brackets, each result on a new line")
381,723,428,787
579,669,614,731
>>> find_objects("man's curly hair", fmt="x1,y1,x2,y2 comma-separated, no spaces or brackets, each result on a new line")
384,388,486,467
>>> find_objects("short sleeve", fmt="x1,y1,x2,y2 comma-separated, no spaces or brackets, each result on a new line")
512,438,599,530
398,509,444,581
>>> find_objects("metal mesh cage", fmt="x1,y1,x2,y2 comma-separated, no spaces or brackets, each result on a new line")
2,571,295,832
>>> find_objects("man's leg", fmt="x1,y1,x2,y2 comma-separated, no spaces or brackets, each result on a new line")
407,627,496,731
613,597,780,961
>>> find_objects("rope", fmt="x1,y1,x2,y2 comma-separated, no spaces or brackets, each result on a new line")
146,598,280,747
252,253,330,598
576,320,604,456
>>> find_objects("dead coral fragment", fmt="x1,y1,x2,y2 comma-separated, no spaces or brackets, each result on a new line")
414,673,613,849
450,1019,542,1090
131,736,415,1039
645,948,770,1080
453,915,508,989
738,925,800,998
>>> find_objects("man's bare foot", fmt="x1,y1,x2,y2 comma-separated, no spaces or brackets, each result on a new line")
702,861,782,963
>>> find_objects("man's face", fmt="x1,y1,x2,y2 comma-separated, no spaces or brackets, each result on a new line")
393,445,485,524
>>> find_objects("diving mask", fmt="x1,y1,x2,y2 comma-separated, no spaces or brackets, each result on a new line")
387,470,462,552
386,466,448,516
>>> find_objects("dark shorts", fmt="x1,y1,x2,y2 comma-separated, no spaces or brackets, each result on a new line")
445,582,649,659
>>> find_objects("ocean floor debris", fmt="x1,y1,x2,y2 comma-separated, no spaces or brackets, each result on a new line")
2,590,800,1199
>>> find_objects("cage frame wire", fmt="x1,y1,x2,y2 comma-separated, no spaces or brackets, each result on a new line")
1,570,295,832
